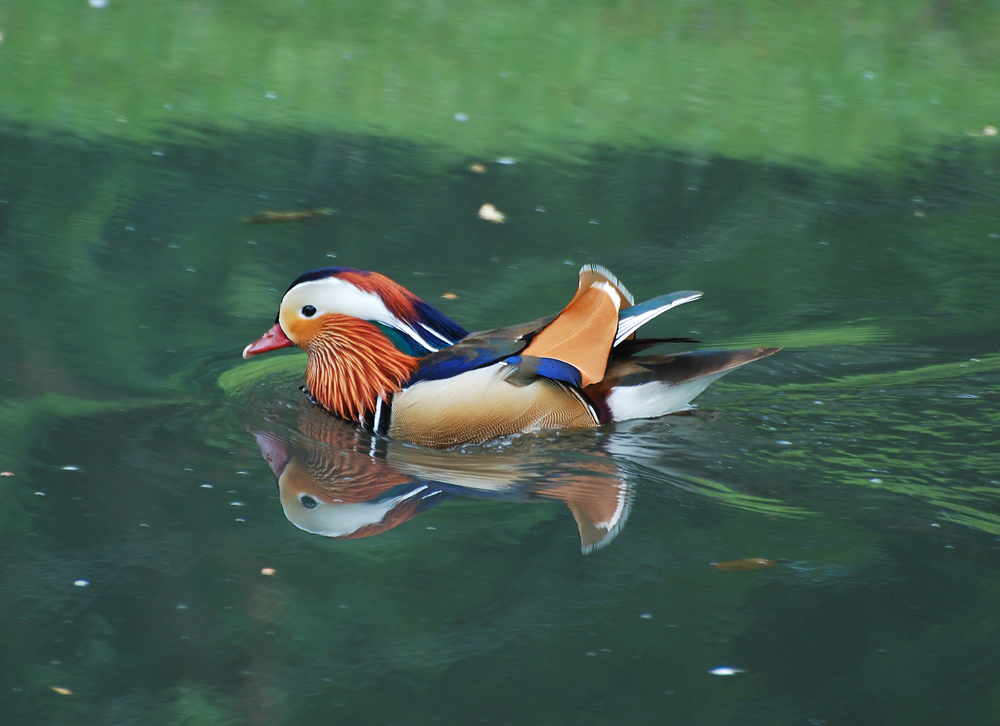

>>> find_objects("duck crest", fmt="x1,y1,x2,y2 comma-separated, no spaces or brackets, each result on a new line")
332,269,421,323
303,314,419,422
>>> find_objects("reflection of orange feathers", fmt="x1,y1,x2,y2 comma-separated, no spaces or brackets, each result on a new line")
281,453,411,504
537,462,630,553
304,315,418,421
522,282,622,386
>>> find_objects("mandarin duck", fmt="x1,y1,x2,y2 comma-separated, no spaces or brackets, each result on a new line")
253,411,633,552
243,265,777,448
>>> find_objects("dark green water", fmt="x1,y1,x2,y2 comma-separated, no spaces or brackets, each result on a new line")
2,2,1000,724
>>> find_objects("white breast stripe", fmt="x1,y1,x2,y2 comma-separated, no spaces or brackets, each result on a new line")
397,321,441,352
420,323,453,345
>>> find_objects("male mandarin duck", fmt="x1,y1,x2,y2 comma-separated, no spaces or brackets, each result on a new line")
243,265,778,448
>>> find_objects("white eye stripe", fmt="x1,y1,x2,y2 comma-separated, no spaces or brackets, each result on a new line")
283,278,389,322
280,277,455,352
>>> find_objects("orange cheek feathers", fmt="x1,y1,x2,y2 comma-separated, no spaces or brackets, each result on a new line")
281,316,327,347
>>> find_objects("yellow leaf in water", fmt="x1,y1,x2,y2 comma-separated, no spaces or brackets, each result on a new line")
50,687,73,696
441,292,458,300
470,163,486,173
711,558,779,571
479,204,505,223
242,209,335,224
260,568,276,576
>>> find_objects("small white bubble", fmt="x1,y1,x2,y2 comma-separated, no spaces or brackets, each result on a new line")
62,465,80,471
710,667,744,676
864,71,875,80
235,517,246,522
89,0,108,7
74,580,90,587
230,501,245,507
200,484,213,489
265,91,277,99
496,157,516,165
640,613,653,619
777,440,792,446
870,477,883,484
453,112,468,122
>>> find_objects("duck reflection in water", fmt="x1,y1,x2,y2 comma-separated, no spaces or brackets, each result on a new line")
251,409,632,553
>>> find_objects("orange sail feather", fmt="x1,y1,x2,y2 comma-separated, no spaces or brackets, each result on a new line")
522,282,622,386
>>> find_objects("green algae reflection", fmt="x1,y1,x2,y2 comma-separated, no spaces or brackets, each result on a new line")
723,354,1000,534
2,0,1000,172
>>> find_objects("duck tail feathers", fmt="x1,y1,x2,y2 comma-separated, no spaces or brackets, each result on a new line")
586,347,779,422
614,291,703,346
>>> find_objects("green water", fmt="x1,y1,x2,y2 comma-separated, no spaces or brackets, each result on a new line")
2,1,1000,724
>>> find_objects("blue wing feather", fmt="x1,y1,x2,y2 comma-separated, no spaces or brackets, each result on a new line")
408,349,501,384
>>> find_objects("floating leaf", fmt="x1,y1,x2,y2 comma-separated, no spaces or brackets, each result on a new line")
711,558,779,571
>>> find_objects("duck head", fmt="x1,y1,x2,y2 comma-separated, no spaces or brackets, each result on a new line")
243,267,467,421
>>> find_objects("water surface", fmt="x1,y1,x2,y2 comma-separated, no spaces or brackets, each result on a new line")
1,2,1000,724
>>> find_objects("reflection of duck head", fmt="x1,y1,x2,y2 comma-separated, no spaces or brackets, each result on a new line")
254,428,451,540
252,412,634,552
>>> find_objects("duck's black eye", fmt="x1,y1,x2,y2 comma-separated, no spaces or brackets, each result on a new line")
300,494,318,509
301,305,317,317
